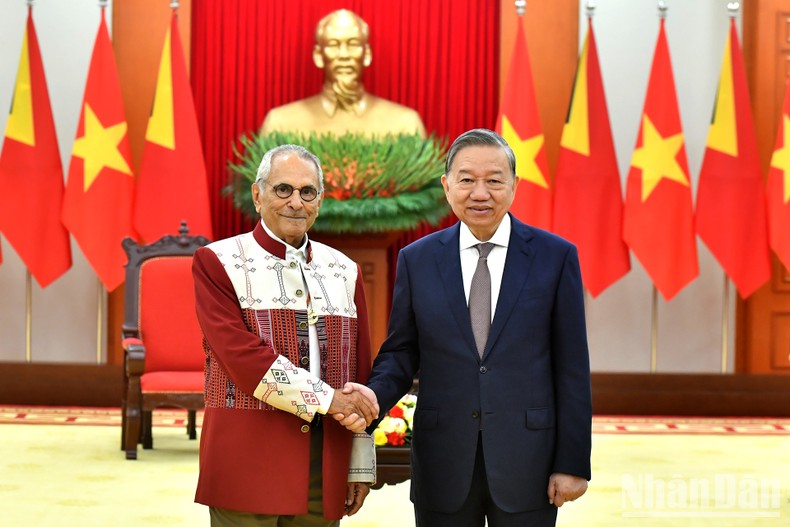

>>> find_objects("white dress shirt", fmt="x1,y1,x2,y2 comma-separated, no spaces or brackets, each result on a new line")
260,222,320,377
459,214,511,323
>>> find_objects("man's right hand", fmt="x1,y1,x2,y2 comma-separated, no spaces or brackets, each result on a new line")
328,383,379,432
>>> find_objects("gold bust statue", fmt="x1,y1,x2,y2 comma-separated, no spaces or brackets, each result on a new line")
261,9,426,137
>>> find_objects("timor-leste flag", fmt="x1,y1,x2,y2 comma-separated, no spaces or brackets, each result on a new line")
0,7,72,287
696,19,770,298
133,12,213,242
768,78,790,272
62,9,137,291
623,19,698,301
495,20,551,230
553,18,629,297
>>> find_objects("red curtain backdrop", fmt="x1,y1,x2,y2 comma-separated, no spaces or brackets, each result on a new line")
190,0,500,243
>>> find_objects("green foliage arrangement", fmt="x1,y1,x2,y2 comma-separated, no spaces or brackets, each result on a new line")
227,131,449,233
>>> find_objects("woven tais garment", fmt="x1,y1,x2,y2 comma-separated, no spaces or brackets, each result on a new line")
192,222,372,519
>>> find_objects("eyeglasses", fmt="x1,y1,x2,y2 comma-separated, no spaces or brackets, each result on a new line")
266,182,321,202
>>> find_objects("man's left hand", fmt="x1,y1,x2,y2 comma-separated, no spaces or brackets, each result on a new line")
345,482,371,516
547,473,588,507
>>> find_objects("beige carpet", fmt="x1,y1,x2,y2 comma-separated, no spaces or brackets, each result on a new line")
2,409,789,526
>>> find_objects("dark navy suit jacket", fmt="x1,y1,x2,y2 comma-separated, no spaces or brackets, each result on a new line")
367,214,592,514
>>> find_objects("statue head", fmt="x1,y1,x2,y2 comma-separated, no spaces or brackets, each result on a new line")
313,10,372,100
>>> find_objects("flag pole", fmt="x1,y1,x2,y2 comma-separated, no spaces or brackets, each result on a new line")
580,0,602,320
650,285,658,372
717,0,741,375
721,275,730,373
25,271,32,362
25,0,35,363
97,278,104,364
23,0,33,362
648,0,668,377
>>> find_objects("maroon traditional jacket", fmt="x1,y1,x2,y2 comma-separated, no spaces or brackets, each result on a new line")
192,222,371,518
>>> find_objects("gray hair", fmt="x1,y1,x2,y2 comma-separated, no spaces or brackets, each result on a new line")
255,144,324,193
445,128,516,177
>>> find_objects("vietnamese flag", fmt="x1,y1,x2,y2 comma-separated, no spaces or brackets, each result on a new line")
696,19,770,298
623,19,698,300
495,19,551,230
133,11,213,242
768,80,790,272
62,9,137,291
0,7,72,287
553,18,629,297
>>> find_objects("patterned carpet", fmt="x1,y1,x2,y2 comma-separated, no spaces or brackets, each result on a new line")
3,405,790,435
2,406,789,526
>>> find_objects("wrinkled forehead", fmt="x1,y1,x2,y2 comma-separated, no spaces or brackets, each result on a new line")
449,145,513,176
270,153,320,185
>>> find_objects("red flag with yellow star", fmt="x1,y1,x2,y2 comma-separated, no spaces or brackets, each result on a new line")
133,12,213,242
768,79,790,272
0,7,72,287
553,18,630,297
495,19,551,230
623,19,698,300
696,20,770,298
62,9,137,291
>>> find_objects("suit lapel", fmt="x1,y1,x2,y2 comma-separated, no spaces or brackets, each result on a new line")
485,216,536,358
436,224,479,357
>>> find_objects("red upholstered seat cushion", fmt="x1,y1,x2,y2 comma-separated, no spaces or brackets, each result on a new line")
141,371,205,393
138,256,205,373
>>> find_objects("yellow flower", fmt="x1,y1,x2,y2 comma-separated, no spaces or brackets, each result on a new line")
373,428,388,446
374,393,418,448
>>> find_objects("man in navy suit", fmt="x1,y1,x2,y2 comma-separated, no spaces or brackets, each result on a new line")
340,128,592,526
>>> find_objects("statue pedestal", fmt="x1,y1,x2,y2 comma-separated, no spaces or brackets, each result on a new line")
311,231,402,358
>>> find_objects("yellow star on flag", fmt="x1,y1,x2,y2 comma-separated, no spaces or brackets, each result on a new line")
631,114,688,202
770,114,790,204
72,103,132,191
501,115,548,189
5,28,35,147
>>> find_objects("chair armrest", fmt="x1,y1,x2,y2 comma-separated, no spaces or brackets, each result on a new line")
122,323,140,340
122,337,146,377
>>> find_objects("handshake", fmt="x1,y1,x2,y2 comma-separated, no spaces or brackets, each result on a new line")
328,382,379,432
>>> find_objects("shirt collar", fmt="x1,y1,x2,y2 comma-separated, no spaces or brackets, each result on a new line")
320,85,367,117
253,220,312,263
459,213,511,251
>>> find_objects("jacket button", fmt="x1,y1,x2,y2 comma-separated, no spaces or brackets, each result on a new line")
300,356,309,366
300,424,310,433
479,366,487,374
471,410,480,419
298,321,308,330
295,289,304,297
290,262,297,269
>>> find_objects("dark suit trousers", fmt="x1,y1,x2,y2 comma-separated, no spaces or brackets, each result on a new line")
414,433,558,527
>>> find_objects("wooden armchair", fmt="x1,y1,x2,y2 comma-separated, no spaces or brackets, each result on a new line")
121,221,210,460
